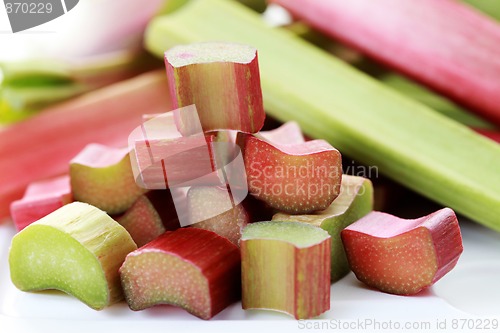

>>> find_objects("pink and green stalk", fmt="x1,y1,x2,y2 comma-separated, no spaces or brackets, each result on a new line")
164,42,265,133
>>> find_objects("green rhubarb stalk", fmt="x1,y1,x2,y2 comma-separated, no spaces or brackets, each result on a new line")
380,74,496,130
462,0,500,21
0,52,159,124
145,0,500,232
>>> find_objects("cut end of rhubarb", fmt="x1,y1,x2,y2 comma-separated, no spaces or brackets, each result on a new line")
165,42,258,67
242,221,330,248
120,228,241,320
241,221,331,319
9,202,137,310
341,208,463,295
70,143,145,215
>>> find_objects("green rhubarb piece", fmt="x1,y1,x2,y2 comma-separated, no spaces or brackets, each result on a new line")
273,175,373,281
70,144,145,215
241,221,331,319
381,74,496,130
9,202,137,310
145,0,500,232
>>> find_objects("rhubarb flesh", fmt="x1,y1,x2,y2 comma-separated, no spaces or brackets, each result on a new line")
271,0,500,126
0,71,171,220
187,186,249,245
120,228,241,320
341,208,463,295
10,175,72,231
117,190,180,247
239,133,342,214
9,202,137,309
273,175,373,281
145,0,500,232
164,42,265,133
70,144,145,215
241,221,330,319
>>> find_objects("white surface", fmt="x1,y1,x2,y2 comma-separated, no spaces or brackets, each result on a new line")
1,218,499,333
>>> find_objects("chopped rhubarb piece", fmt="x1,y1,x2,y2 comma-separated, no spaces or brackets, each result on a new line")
341,208,463,295
273,175,373,281
9,202,137,310
272,0,500,126
239,133,342,214
70,144,145,215
164,42,265,133
120,228,241,320
0,71,171,220
258,121,305,145
187,186,249,245
117,190,180,247
10,175,72,231
241,221,331,319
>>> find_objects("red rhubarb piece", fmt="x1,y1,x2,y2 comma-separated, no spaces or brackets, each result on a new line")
120,228,241,320
341,208,463,295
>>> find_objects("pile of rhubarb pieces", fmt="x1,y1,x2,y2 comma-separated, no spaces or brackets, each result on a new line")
8,42,463,320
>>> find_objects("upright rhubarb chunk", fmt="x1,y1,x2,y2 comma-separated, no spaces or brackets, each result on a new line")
10,175,72,231
164,42,265,133
273,175,373,281
117,190,180,247
241,221,331,319
239,133,342,214
70,143,145,215
187,186,249,245
120,228,241,320
341,208,463,295
9,202,137,310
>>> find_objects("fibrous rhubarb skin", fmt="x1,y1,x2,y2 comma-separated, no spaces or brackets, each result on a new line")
258,121,305,145
187,186,249,245
164,42,265,133
272,0,500,126
117,191,180,247
241,221,331,319
238,133,342,214
9,202,137,310
10,175,73,231
70,143,145,215
145,0,500,232
273,175,373,282
119,228,241,320
0,71,171,220
341,208,463,295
